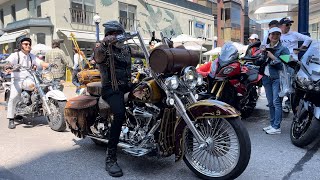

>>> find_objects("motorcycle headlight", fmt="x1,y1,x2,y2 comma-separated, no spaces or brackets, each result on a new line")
42,70,54,82
165,75,179,90
183,66,198,89
222,67,234,75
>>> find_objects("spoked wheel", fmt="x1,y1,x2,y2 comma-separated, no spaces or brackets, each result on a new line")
183,117,251,180
46,99,67,132
290,104,320,147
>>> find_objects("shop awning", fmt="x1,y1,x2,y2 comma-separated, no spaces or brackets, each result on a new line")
57,29,104,42
0,30,29,44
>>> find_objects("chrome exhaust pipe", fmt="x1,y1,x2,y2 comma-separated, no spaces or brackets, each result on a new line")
87,135,134,149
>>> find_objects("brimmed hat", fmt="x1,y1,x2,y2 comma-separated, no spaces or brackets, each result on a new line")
248,34,259,40
268,27,282,34
279,17,294,25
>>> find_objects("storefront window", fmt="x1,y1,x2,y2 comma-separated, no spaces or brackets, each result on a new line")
119,2,137,31
70,0,95,24
37,33,45,44
231,3,241,27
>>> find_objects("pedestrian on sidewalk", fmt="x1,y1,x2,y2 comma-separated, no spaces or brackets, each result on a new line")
256,27,290,135
45,39,73,91
72,48,84,95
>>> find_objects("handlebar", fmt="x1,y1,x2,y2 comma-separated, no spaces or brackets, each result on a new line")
240,56,259,61
293,48,307,52
116,31,139,43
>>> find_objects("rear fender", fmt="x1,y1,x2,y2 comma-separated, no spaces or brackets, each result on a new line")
174,100,240,161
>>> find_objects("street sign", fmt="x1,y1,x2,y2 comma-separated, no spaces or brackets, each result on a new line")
195,22,205,29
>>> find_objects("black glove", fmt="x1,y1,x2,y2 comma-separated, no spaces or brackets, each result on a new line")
102,35,117,45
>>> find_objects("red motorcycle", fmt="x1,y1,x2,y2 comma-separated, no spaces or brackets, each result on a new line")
198,42,262,118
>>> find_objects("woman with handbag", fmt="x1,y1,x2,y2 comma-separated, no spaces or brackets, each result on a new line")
256,27,290,135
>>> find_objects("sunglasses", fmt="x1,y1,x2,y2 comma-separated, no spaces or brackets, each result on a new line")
22,43,31,46
285,24,292,27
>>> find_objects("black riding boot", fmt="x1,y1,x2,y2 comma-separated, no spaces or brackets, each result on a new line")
8,119,16,129
105,148,123,177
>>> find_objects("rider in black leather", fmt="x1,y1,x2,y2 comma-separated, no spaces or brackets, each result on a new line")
94,20,144,177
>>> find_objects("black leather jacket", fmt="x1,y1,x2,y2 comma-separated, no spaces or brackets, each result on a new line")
94,44,132,90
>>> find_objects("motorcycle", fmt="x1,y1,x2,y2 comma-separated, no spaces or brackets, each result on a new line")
288,44,320,147
64,32,251,179
9,64,67,131
0,74,11,103
0,64,12,102
198,42,263,118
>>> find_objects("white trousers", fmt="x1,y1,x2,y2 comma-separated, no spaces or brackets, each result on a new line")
7,78,23,119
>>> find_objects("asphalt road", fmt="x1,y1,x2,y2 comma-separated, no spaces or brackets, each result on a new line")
1,88,320,180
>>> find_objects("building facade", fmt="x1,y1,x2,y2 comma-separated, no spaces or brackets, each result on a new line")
0,0,215,60
243,0,262,44
215,0,245,46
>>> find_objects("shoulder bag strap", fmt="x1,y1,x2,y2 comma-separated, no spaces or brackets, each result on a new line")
17,52,20,64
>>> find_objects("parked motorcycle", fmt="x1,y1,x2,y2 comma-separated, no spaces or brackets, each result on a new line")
288,45,320,147
0,64,12,102
9,65,67,131
198,43,262,118
64,32,251,179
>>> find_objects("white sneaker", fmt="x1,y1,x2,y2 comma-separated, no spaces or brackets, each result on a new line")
266,127,281,135
262,125,272,131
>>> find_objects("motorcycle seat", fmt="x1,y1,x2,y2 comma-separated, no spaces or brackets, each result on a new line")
86,82,102,96
86,81,129,102
66,95,98,109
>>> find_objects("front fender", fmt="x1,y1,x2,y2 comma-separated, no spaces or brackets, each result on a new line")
174,99,240,161
187,99,241,120
46,90,67,101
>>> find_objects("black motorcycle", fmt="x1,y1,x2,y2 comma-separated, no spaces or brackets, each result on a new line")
286,46,320,147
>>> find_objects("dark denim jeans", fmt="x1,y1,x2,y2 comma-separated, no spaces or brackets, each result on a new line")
262,76,283,129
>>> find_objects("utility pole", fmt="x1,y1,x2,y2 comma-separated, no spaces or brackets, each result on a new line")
298,0,310,59
298,0,310,36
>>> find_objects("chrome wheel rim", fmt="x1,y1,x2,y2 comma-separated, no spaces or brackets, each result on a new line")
184,118,240,177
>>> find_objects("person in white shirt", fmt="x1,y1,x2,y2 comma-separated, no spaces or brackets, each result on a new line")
279,17,312,113
72,48,84,94
279,17,312,60
5,37,51,129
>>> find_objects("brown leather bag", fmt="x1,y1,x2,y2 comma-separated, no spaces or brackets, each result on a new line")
64,95,98,138
149,48,199,74
77,69,101,86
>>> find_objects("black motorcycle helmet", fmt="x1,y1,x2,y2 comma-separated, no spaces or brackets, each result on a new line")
17,36,32,50
103,21,125,36
133,58,143,66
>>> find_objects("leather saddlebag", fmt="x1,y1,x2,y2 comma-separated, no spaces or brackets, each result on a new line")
64,95,98,138
77,69,101,86
149,48,199,74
